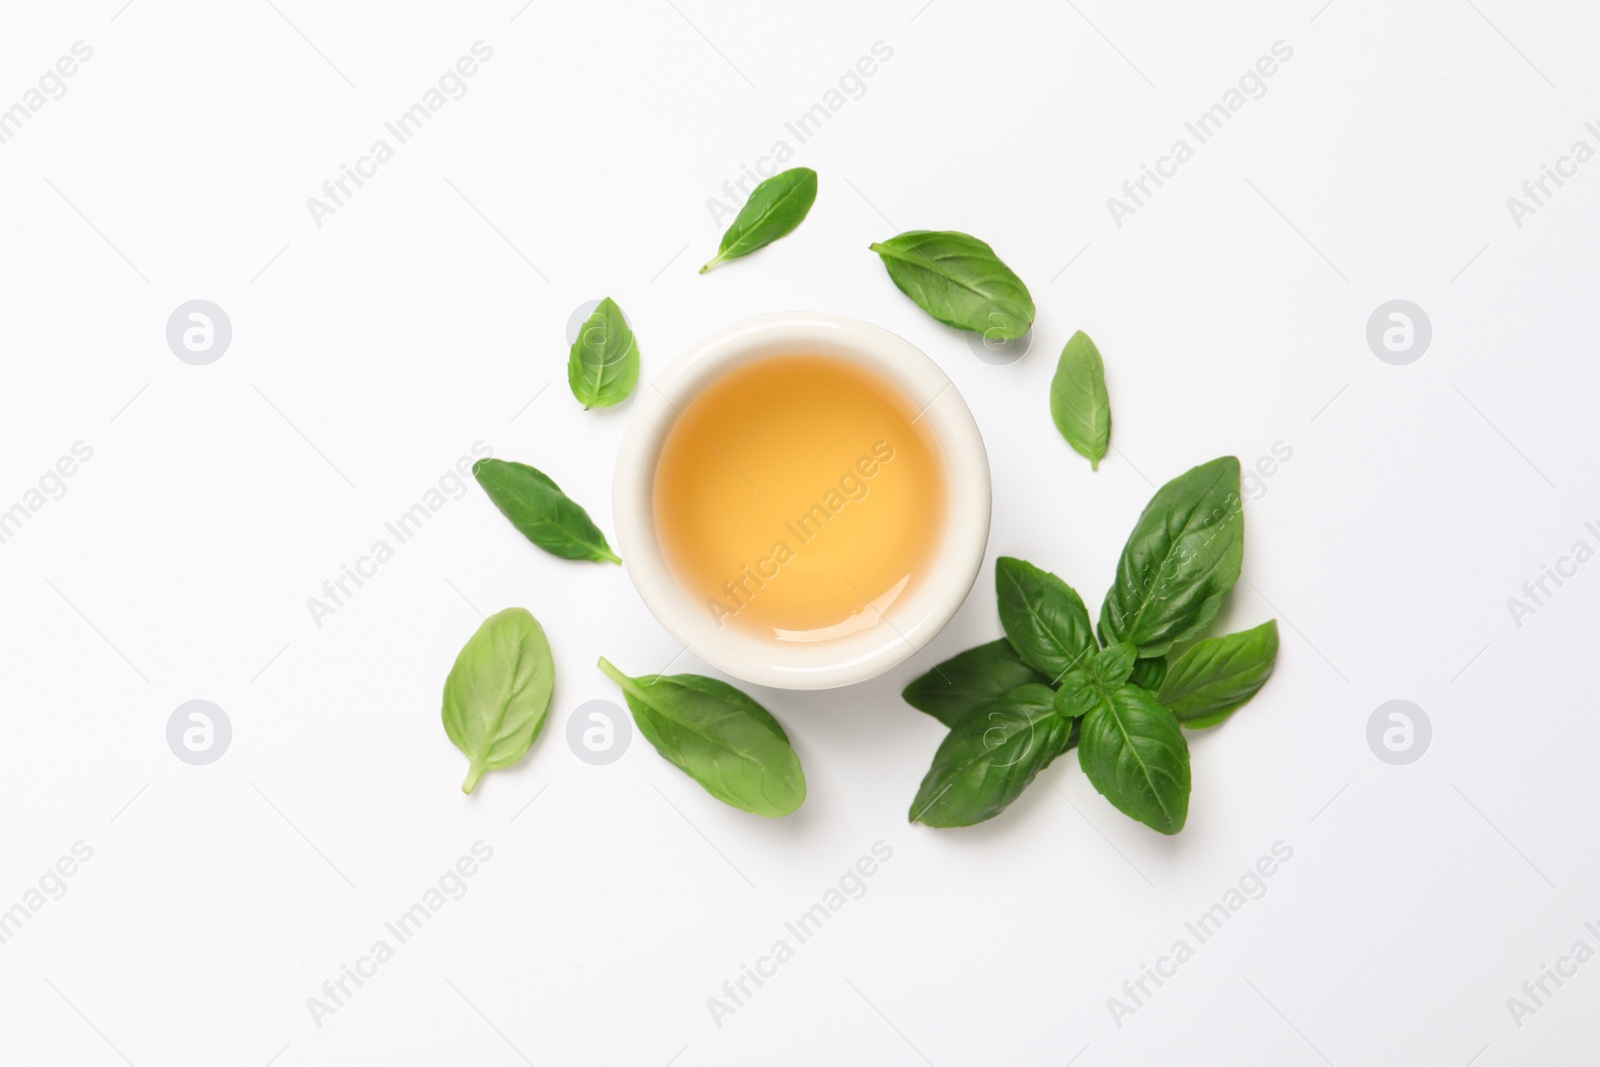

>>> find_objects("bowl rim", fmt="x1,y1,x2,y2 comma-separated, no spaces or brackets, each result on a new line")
612,311,991,690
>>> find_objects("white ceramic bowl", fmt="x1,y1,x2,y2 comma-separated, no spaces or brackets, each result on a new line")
613,312,991,690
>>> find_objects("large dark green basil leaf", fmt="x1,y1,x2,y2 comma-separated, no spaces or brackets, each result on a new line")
869,230,1035,339
442,608,555,794
1050,330,1111,470
1098,456,1244,657
701,167,817,273
1078,685,1191,834
473,458,621,564
567,297,639,410
996,557,1096,680
597,658,804,816
1159,620,1278,728
902,639,1049,728
909,685,1075,827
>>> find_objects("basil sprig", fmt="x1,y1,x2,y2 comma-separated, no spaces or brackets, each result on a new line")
1050,330,1111,470
473,458,621,564
869,230,1034,339
442,608,555,794
902,457,1276,833
598,658,806,817
567,297,639,410
701,167,818,273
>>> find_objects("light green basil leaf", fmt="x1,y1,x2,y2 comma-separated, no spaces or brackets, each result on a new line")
996,556,1096,680
1078,685,1191,834
1098,456,1244,657
1089,642,1138,691
473,458,621,564
442,608,555,794
1128,656,1168,691
1159,620,1279,728
902,639,1050,729
1053,672,1100,720
869,230,1035,339
1058,644,1137,720
909,685,1076,827
1050,330,1111,470
567,297,639,409
700,167,817,273
597,658,804,817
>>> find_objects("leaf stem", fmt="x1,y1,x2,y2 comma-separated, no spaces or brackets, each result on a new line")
462,761,486,794
596,656,628,687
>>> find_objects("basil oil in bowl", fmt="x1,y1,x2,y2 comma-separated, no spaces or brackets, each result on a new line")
613,312,990,690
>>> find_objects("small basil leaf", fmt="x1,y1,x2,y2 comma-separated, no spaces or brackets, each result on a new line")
1128,656,1168,691
869,230,1035,339
1078,685,1191,834
597,658,805,817
902,639,1050,728
567,297,640,410
909,685,1074,827
700,167,817,273
1050,330,1111,470
441,608,555,794
996,557,1096,680
473,458,621,564
1089,642,1138,690
1053,672,1100,720
1098,456,1244,657
1159,620,1279,729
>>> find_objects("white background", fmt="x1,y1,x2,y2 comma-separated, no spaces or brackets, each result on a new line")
2,0,1596,1063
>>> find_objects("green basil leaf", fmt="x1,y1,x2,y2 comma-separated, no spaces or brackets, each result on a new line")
1098,456,1244,657
567,297,640,410
869,230,1035,339
1128,656,1168,691
909,684,1075,827
597,658,805,817
700,167,817,273
1050,330,1111,470
473,458,621,564
1159,620,1278,728
902,639,1050,729
1053,672,1100,720
1089,642,1138,690
1078,685,1191,834
996,557,1096,680
441,608,555,794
